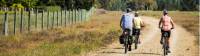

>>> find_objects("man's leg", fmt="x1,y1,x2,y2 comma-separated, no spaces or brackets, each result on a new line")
128,45,132,51
160,37,164,44
138,29,141,44
129,28,132,51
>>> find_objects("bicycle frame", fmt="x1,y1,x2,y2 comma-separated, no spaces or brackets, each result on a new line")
123,29,131,54
163,32,168,56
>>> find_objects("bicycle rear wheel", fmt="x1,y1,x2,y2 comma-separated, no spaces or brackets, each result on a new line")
124,36,128,54
163,37,168,56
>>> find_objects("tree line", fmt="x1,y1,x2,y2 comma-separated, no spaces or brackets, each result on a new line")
0,0,198,11
95,0,199,11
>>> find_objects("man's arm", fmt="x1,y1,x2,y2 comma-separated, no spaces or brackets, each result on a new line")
120,15,124,28
140,18,144,27
132,17,135,28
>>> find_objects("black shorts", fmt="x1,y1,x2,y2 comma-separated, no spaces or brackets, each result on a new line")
161,30,171,38
133,29,140,35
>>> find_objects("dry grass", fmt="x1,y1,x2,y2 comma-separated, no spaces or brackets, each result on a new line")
0,11,122,56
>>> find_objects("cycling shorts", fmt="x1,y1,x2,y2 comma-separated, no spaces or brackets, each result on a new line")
161,30,171,38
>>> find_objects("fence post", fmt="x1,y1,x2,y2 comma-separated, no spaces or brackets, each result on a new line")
80,9,82,22
77,9,80,23
3,12,8,36
35,9,38,29
61,10,63,26
41,10,44,29
52,11,55,28
84,10,86,21
13,9,17,34
75,9,76,23
28,9,31,31
56,11,59,26
72,9,73,24
20,10,23,32
68,10,71,24
47,11,49,29
64,9,67,26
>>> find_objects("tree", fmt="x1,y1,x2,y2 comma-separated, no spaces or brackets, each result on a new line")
0,0,6,7
21,0,38,8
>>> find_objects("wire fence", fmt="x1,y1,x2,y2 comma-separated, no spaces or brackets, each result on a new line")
0,7,95,36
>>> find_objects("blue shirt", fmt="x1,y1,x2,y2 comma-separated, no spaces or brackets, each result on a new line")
121,13,134,29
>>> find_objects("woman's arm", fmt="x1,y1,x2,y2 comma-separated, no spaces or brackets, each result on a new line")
170,18,175,29
158,18,162,28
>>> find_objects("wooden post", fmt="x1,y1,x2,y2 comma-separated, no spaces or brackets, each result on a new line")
20,10,23,32
52,11,55,28
61,10,63,26
41,10,44,29
77,9,79,22
75,9,76,23
80,9,82,22
35,9,38,29
64,9,67,26
69,10,71,24
13,9,17,34
47,11,49,29
28,9,31,31
3,12,8,36
57,11,59,26
72,10,74,24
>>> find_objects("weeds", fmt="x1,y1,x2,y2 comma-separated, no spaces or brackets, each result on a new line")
0,11,122,56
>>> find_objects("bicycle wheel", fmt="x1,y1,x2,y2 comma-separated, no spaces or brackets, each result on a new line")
124,36,128,54
163,37,168,56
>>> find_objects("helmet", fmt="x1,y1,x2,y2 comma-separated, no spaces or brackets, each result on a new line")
135,11,139,17
126,8,132,13
163,9,168,14
135,11,139,14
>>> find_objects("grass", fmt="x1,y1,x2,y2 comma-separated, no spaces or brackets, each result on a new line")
0,11,122,56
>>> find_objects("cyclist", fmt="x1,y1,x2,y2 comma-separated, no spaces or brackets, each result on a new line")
133,11,144,44
158,9,175,53
120,8,134,51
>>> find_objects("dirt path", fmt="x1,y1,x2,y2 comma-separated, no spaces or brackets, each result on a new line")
84,12,198,56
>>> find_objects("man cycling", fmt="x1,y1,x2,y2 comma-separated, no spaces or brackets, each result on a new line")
158,9,175,53
120,8,134,51
133,11,144,44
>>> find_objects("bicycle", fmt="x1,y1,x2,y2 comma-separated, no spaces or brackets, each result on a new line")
162,31,169,56
123,29,132,54
162,28,173,56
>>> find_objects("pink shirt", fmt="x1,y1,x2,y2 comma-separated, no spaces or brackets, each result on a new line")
161,15,172,31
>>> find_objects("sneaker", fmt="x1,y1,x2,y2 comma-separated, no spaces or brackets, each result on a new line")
160,41,163,44
167,50,171,53
128,46,132,51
